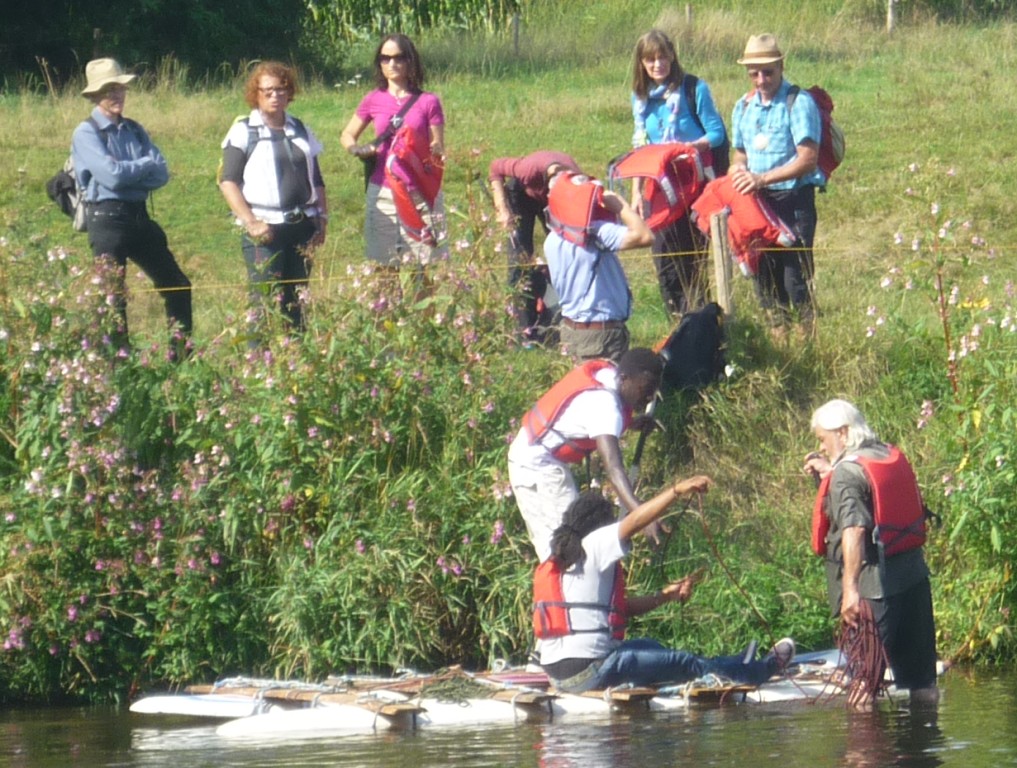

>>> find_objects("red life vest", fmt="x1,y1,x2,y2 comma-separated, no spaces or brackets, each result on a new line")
607,143,707,231
384,124,444,246
522,360,632,464
533,558,627,640
545,172,617,246
811,445,927,558
690,175,796,275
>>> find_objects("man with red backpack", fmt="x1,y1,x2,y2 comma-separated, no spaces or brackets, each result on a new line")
730,34,825,335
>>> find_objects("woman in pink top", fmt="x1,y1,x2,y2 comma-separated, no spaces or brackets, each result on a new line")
341,34,446,272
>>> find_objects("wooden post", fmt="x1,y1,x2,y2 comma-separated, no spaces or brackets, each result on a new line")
710,212,734,318
886,0,896,34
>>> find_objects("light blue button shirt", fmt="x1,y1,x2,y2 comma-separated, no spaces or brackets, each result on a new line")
544,221,632,322
731,79,825,189
71,107,168,203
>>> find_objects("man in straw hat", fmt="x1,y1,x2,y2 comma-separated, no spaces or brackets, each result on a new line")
72,58,193,358
729,34,823,336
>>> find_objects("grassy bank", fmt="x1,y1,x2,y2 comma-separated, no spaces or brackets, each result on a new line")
1,2,1015,701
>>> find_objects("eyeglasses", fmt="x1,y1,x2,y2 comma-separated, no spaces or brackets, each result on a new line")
379,54,407,65
747,68,776,79
258,87,289,97
100,85,127,97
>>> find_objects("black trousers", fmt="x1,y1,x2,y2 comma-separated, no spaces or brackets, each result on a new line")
652,212,709,316
504,179,550,338
87,200,192,345
755,185,817,324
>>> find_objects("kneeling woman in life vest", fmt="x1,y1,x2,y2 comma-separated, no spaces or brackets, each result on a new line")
534,479,795,692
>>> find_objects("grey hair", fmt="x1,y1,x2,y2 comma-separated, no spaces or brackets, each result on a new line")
811,399,879,453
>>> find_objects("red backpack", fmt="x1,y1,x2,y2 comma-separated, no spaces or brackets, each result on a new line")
546,171,617,247
742,85,845,180
607,143,706,231
789,85,844,179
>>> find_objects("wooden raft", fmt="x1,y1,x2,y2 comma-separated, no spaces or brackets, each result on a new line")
185,684,422,718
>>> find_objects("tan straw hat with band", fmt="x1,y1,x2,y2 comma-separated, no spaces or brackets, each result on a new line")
737,34,785,66
81,58,137,97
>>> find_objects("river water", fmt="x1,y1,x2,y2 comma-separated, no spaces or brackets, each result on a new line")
2,667,1015,767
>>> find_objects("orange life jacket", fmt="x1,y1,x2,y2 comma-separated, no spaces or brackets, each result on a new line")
545,172,617,247
521,360,631,464
811,445,927,558
690,175,796,275
533,558,627,640
607,143,707,231
385,124,444,246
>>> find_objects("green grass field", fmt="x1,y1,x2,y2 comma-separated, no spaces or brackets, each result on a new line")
2,2,1016,700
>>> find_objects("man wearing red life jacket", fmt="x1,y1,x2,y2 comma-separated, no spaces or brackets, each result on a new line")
535,483,795,691
508,348,662,563
804,399,939,707
543,170,653,363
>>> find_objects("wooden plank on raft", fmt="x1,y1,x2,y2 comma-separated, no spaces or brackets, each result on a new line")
683,683,756,702
578,687,657,704
489,689,556,706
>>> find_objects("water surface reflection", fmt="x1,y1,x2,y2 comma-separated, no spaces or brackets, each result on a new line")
2,667,1015,767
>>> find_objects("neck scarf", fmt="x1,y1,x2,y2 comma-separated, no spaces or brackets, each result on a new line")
632,83,682,147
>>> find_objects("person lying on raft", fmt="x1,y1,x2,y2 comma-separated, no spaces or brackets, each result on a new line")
534,479,795,693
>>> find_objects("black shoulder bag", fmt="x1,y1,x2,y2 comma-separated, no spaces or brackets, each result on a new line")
362,93,422,191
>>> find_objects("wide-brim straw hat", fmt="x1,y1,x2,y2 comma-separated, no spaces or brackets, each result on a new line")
737,34,784,66
81,58,136,97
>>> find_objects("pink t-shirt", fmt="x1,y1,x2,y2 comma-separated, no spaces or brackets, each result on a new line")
355,90,444,187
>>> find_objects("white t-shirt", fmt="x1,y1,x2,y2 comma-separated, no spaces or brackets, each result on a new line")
507,367,625,476
539,522,629,665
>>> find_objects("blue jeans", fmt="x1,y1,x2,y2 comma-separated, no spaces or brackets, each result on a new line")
558,638,776,693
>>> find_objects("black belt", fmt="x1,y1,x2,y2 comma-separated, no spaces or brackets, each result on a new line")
92,199,146,211
562,318,626,330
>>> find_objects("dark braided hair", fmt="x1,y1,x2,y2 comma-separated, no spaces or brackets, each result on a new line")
549,491,617,570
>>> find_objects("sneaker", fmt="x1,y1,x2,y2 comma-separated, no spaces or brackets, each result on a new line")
765,637,795,673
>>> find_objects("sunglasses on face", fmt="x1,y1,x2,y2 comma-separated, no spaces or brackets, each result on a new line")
748,68,776,78
258,87,289,96
379,54,407,65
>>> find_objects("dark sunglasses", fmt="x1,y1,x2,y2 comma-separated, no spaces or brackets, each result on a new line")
748,68,776,78
379,54,407,65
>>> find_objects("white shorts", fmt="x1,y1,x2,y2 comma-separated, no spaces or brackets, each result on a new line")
508,459,578,562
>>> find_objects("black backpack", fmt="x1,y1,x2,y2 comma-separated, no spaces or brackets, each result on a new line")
683,74,730,177
657,302,726,393
45,117,102,232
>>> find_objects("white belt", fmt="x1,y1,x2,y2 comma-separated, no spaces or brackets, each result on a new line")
247,205,320,225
